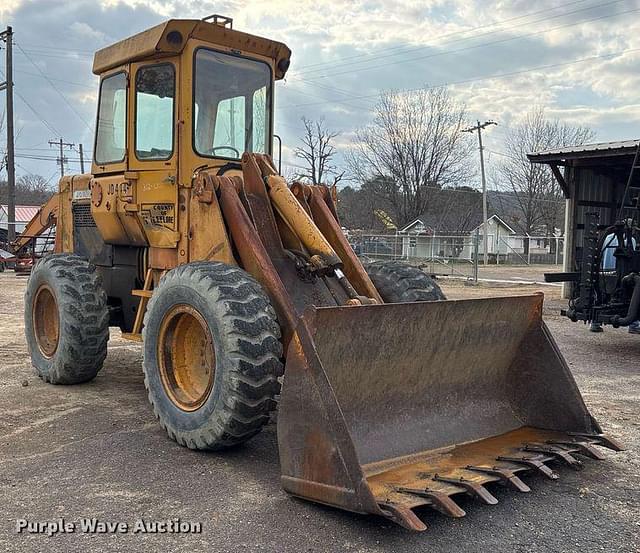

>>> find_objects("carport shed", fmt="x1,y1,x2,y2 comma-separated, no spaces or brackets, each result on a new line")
528,139,639,298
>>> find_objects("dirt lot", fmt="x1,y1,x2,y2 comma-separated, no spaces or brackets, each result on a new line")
1,272,638,552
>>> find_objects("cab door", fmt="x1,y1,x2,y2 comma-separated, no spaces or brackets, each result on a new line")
128,59,180,251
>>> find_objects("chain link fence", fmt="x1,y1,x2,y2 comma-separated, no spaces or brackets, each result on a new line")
350,232,564,281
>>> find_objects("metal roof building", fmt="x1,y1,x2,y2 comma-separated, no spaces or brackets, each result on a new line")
0,205,40,224
528,139,639,297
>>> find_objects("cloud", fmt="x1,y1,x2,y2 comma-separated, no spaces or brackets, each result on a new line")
0,0,638,180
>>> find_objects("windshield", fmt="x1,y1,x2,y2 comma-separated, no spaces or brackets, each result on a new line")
193,49,271,160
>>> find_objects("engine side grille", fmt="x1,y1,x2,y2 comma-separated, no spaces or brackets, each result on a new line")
72,203,97,228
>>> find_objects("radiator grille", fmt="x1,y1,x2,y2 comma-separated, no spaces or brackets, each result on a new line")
72,203,96,228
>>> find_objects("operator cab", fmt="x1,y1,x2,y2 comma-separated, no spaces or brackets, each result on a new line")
90,15,290,178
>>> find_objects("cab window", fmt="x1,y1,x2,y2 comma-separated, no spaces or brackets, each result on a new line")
193,49,271,160
94,72,127,164
135,64,175,160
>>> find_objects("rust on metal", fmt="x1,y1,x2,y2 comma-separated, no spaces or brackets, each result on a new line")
498,454,559,480
157,303,215,411
397,487,466,518
522,443,584,470
277,295,620,530
32,284,60,358
217,176,298,343
568,432,625,451
434,474,499,504
546,440,607,460
307,185,382,302
265,175,342,271
465,465,531,492
12,192,59,255
241,153,285,256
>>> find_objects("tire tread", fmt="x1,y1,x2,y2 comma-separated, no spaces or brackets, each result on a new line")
142,262,283,450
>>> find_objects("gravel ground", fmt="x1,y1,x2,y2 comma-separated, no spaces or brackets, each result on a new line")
0,272,638,552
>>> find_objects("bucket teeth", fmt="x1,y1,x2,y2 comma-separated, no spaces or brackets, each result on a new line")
522,443,584,470
433,474,499,505
497,454,559,480
546,440,607,460
377,502,428,532
465,465,531,492
567,432,625,452
396,487,466,518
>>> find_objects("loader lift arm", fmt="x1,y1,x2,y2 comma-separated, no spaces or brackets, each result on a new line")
10,193,59,255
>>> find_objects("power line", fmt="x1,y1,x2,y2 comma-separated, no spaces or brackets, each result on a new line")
297,3,639,81
463,120,498,265
19,43,94,54
291,78,377,108
14,69,96,89
0,68,62,136
284,2,635,111
278,5,640,113
278,46,640,111
295,0,596,72
279,83,375,111
48,138,74,178
13,88,62,135
15,42,93,131
17,50,93,62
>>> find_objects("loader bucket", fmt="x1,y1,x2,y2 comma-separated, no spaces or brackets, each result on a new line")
277,294,622,531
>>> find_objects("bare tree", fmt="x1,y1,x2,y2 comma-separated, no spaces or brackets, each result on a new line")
294,117,344,186
337,177,395,231
431,187,482,234
496,108,595,244
0,173,53,205
347,87,474,226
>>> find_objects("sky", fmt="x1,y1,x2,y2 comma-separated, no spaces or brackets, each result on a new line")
0,0,639,188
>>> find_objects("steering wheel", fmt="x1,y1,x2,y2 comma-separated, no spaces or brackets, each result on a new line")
205,146,241,158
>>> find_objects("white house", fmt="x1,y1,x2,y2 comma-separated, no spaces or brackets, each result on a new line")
398,188,562,263
400,214,519,260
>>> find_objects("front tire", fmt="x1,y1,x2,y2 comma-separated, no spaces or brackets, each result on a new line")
24,253,109,384
365,261,446,302
142,262,283,450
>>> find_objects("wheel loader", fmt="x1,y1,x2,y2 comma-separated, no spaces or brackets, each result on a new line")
17,15,622,531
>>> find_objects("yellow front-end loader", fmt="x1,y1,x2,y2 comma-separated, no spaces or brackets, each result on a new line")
19,15,622,531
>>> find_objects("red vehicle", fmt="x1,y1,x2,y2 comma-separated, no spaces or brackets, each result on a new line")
14,255,34,275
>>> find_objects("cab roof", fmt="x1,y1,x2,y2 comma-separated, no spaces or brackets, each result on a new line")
92,18,291,79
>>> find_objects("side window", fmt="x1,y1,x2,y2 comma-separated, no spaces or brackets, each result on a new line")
95,72,127,165
135,64,175,160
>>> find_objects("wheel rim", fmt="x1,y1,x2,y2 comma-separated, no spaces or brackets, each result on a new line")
158,304,215,411
32,284,59,358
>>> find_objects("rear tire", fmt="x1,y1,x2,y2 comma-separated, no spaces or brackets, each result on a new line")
142,262,283,450
365,261,446,302
24,253,109,384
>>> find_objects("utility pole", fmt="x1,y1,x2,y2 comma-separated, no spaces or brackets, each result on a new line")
49,138,74,178
78,143,85,173
463,120,497,266
0,26,16,242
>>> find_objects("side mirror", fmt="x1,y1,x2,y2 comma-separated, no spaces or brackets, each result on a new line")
274,134,282,175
